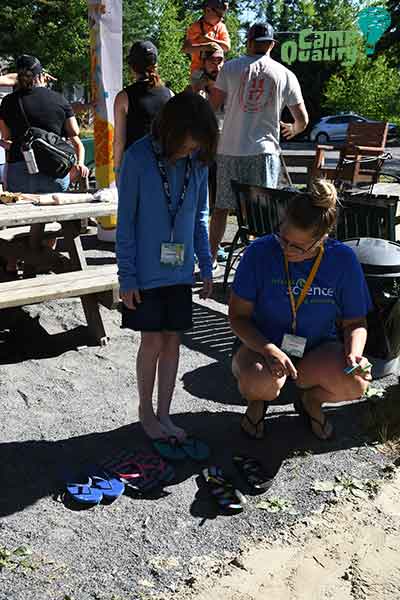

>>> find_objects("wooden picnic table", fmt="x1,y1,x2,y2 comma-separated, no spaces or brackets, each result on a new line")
0,200,119,345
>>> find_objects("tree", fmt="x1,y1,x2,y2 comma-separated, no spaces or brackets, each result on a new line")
323,54,400,126
0,0,89,85
156,0,191,92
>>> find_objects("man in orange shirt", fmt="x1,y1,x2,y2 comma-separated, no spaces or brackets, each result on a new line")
183,0,231,74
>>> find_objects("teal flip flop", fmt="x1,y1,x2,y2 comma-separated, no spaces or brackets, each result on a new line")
180,436,210,462
152,436,187,461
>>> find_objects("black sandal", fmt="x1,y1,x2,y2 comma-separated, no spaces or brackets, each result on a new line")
240,402,268,440
294,397,334,441
202,466,246,513
233,455,274,491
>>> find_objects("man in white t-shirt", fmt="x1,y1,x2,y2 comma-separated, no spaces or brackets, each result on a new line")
209,22,309,262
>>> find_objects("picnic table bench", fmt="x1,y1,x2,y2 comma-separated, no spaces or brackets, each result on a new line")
0,199,119,345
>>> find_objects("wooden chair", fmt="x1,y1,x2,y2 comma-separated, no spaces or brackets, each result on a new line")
223,182,294,291
312,121,389,190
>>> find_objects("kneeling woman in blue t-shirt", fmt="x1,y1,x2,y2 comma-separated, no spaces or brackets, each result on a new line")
229,179,372,441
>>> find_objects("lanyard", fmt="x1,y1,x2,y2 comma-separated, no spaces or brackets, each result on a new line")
152,141,192,242
284,245,324,334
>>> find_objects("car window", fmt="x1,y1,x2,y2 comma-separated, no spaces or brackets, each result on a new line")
348,115,365,122
326,117,343,124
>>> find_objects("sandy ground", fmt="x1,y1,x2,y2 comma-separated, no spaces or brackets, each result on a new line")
0,235,399,600
171,470,400,600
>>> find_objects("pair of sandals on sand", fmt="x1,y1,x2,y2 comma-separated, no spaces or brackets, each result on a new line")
64,451,176,506
241,394,334,441
202,456,274,514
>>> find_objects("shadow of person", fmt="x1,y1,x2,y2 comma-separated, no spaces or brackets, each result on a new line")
0,402,378,519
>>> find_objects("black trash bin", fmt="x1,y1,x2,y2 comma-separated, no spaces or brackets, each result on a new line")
344,238,400,377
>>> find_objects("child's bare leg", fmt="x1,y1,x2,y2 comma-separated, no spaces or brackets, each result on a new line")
137,332,168,439
157,332,186,440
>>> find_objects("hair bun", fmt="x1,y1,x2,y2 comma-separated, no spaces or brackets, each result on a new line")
310,178,337,210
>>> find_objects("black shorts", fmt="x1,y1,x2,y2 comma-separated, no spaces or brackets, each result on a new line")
121,284,193,332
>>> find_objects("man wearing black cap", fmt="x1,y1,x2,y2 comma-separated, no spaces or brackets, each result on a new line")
209,23,308,263
183,0,230,74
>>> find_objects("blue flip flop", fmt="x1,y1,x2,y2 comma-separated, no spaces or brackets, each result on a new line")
91,473,125,501
180,436,210,462
65,477,103,505
152,437,187,461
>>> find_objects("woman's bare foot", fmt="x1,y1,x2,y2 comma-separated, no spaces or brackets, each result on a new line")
139,412,168,440
157,415,187,441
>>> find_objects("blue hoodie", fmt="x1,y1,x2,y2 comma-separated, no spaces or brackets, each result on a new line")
116,135,212,292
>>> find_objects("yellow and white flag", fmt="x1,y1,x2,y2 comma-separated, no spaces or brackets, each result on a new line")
88,0,122,189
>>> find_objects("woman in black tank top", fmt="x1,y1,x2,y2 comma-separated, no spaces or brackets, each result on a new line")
113,41,173,180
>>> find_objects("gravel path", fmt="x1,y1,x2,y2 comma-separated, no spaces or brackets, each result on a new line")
0,237,398,600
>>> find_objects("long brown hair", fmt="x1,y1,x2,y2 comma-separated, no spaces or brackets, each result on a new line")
152,91,218,164
285,179,338,237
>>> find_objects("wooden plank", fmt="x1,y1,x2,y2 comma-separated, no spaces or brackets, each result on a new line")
0,201,117,228
0,272,119,309
0,264,117,293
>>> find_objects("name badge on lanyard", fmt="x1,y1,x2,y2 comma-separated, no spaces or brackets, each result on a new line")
152,140,192,268
282,245,324,358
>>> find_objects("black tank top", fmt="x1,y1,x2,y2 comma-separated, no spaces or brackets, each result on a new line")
124,81,172,149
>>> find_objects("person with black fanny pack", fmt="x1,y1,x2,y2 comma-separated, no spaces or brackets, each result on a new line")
116,92,218,456
229,179,373,441
0,54,88,193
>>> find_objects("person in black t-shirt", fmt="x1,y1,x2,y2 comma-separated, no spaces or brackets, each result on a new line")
113,41,173,182
0,54,89,193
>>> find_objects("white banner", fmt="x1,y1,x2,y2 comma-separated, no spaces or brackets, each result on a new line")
88,0,122,188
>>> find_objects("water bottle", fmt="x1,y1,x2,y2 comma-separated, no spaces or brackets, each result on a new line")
22,144,39,175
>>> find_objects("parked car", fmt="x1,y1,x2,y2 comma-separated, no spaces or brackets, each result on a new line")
309,113,398,144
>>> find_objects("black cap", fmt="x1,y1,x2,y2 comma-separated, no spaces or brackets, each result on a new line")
203,0,229,10
16,54,43,76
247,22,275,42
128,41,158,71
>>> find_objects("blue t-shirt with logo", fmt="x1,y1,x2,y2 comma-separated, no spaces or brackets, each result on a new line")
232,235,373,352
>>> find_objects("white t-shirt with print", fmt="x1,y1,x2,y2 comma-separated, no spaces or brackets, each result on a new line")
215,55,304,156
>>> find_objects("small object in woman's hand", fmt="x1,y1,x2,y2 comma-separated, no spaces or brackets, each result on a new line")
344,364,360,375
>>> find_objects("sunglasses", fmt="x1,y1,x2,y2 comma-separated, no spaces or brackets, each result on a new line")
274,232,323,256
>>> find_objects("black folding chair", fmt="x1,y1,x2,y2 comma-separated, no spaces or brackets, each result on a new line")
223,182,294,291
336,192,398,242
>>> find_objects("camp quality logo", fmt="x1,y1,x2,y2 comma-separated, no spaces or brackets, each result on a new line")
280,6,391,67
291,278,334,298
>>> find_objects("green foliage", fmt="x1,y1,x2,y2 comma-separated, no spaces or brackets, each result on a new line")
323,54,400,127
156,0,191,92
0,0,89,86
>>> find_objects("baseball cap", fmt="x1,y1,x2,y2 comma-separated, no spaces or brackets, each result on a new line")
204,47,225,60
16,54,43,76
128,41,158,71
203,0,229,11
247,22,275,42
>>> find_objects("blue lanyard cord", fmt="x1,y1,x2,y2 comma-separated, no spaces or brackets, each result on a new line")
152,141,192,240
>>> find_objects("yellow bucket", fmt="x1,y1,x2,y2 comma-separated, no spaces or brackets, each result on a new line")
98,214,117,230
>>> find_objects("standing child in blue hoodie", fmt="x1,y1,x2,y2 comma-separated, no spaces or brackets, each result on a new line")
117,92,218,451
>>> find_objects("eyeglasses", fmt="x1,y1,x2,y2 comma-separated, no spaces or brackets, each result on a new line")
274,232,322,256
